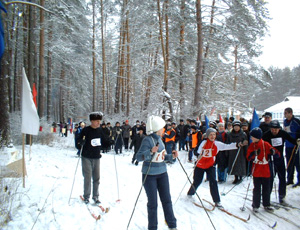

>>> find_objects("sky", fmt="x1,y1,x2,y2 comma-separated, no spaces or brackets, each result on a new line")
258,0,300,69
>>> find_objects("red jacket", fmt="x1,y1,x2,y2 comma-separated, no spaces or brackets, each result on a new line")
247,139,280,178
196,140,237,169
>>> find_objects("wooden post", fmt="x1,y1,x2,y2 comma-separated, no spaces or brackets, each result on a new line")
29,134,32,160
22,133,26,188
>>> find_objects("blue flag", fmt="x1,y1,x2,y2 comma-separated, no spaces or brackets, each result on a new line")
0,2,7,59
249,108,260,143
205,115,209,131
250,108,260,131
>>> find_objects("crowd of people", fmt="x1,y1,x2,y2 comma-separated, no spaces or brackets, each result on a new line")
71,107,300,230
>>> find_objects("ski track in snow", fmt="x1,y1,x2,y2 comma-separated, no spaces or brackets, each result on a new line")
2,135,300,230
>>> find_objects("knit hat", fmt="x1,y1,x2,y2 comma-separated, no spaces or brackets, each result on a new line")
270,120,281,129
89,112,103,121
190,125,198,131
146,115,166,135
232,120,241,127
263,112,272,118
206,128,217,137
250,127,262,139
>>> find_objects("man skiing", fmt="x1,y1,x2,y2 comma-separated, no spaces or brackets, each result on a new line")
78,112,103,204
262,120,298,203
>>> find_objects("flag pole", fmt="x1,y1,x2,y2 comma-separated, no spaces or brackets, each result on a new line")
22,133,26,188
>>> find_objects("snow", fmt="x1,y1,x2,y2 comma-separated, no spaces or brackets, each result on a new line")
2,135,300,230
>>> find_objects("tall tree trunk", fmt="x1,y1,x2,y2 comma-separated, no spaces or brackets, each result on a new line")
115,0,127,114
179,0,186,118
92,0,97,111
193,0,204,117
144,46,159,111
13,13,20,112
157,0,173,119
100,0,107,113
125,6,131,117
38,0,45,117
28,5,34,87
47,23,53,121
8,8,16,113
0,19,11,147
59,67,65,123
233,45,238,92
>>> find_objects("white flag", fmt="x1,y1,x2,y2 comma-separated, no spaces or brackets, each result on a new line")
21,68,40,135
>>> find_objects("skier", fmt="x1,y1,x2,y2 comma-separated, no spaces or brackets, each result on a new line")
136,115,178,230
177,119,186,151
112,122,123,154
122,120,131,151
74,121,85,156
246,127,280,213
283,107,300,187
130,126,145,165
216,122,228,183
262,120,298,203
163,122,177,163
259,112,272,134
188,125,202,163
226,120,248,184
78,112,103,204
187,128,238,208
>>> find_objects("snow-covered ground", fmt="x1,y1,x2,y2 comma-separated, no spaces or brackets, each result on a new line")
2,134,300,230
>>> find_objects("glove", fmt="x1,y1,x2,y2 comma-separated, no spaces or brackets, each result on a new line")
255,149,261,155
117,131,120,135
236,142,243,147
79,139,86,146
297,138,300,146
270,148,276,155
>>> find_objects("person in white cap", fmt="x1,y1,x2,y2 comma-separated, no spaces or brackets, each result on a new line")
136,115,178,230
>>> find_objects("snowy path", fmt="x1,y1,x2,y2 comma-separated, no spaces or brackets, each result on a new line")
3,135,300,230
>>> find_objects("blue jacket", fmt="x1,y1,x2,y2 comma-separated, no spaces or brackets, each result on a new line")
136,133,173,175
283,116,300,148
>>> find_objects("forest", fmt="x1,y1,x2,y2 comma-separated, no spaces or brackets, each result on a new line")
0,0,299,146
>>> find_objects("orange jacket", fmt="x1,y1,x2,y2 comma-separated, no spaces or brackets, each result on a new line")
164,128,176,143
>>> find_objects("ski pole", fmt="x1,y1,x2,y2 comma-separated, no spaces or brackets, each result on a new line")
177,157,216,230
221,146,241,194
127,142,158,230
174,163,194,206
270,154,278,201
113,153,121,202
286,144,299,183
227,146,241,177
240,161,256,211
286,145,297,170
68,136,85,205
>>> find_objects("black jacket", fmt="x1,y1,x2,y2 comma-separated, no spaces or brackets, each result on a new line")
79,126,103,159
262,129,297,158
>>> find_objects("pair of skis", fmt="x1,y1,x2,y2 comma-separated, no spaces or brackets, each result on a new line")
80,195,110,220
194,199,250,223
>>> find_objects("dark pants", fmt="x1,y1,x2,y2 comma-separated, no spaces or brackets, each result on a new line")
188,149,194,161
166,142,176,163
115,141,122,154
269,157,286,200
252,177,271,208
82,157,100,200
123,137,129,150
286,147,300,184
143,172,177,230
179,139,185,151
187,166,220,203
